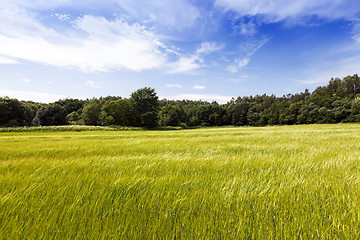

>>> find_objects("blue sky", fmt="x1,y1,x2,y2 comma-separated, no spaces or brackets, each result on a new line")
1,0,360,103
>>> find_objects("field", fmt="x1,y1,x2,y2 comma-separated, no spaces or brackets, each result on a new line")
1,124,360,239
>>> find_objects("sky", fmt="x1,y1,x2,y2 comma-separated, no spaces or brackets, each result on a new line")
1,0,360,103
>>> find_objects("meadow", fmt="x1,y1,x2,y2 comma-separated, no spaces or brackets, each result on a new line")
1,124,360,239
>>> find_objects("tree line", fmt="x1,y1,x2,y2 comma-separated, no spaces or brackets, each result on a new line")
1,74,360,128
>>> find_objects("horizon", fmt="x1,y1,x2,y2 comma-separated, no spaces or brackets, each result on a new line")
1,0,360,104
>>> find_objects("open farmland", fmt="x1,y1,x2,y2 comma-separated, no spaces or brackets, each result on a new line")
1,124,360,239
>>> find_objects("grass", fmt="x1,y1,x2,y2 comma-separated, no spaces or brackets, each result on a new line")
1,124,360,239
0,125,184,133
0,125,138,132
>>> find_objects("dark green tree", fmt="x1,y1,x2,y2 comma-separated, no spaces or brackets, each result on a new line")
81,99,102,126
66,111,80,124
0,97,37,127
130,87,160,127
55,98,85,115
159,104,185,126
227,102,249,126
331,99,352,123
350,97,360,122
102,99,134,126
32,104,67,126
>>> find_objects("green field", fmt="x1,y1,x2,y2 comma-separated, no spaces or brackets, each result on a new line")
1,124,360,239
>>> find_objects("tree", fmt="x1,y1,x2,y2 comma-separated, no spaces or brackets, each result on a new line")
227,102,250,126
159,104,184,126
0,97,38,127
296,102,319,124
195,102,226,126
350,97,360,122
331,99,352,123
32,104,67,126
102,99,134,126
66,111,80,124
130,87,160,127
55,98,85,115
81,99,102,125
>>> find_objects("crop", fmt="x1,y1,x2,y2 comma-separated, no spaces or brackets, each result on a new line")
1,124,360,239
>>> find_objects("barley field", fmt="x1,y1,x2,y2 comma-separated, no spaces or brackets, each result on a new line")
1,124,360,239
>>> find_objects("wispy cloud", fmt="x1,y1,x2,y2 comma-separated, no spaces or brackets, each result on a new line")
22,78,31,83
86,80,100,88
225,75,256,82
0,2,225,74
4,0,200,31
0,56,18,64
298,52,360,85
162,93,233,104
227,58,250,73
166,84,182,88
233,18,258,36
0,11,168,72
193,85,205,90
215,0,360,23
166,41,225,74
0,89,68,103
112,0,200,30
166,55,202,74
226,39,268,73
353,20,360,44
53,13,71,22
196,42,224,54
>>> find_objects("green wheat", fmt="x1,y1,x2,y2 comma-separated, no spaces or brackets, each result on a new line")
1,124,360,239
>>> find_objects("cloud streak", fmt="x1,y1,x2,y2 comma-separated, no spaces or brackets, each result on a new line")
0,2,225,74
161,93,233,104
166,84,182,88
86,80,100,88
166,41,224,74
0,8,169,72
193,85,205,90
226,38,268,73
196,42,224,54
0,89,69,103
0,56,18,64
298,53,360,85
215,0,360,23
353,20,360,44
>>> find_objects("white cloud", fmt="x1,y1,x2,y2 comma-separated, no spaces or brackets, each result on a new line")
166,40,225,74
226,64,238,74
238,58,250,68
226,39,268,73
0,4,169,72
22,78,31,82
86,80,100,88
113,0,200,30
162,93,233,104
0,56,18,64
196,42,224,54
233,18,257,36
0,2,215,74
226,75,256,82
3,0,69,10
193,85,205,90
166,41,225,74
166,55,202,74
4,0,200,30
53,13,70,22
215,0,360,23
226,57,249,73
0,89,68,103
353,20,360,44
298,52,360,85
166,84,182,88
